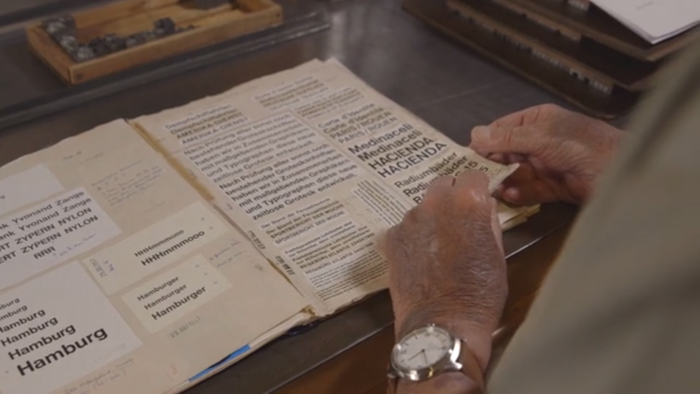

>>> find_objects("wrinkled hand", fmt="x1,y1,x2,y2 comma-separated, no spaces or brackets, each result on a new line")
382,171,507,355
470,104,625,206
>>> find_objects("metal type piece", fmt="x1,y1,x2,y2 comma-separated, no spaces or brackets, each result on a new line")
154,17,176,35
102,34,125,52
72,45,95,62
41,16,189,62
42,15,76,38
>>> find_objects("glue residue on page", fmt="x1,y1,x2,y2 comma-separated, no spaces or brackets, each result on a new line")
0,165,64,217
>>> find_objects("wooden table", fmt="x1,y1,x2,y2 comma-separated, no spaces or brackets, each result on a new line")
0,0,580,392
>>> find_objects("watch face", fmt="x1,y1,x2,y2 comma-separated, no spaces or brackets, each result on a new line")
393,325,453,371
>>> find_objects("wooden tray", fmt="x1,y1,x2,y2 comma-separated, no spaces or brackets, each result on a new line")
403,0,639,119
26,0,282,84
447,0,660,91
487,0,698,61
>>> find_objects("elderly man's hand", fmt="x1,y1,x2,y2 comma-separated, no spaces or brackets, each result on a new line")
383,170,507,372
470,104,625,206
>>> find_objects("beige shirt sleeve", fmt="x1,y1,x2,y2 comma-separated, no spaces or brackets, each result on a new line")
489,36,700,394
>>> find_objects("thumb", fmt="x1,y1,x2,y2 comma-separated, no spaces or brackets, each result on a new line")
470,125,540,156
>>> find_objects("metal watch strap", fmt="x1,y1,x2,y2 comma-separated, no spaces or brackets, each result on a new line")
387,339,485,394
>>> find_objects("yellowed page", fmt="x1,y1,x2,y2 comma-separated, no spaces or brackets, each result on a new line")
0,120,307,394
132,59,534,315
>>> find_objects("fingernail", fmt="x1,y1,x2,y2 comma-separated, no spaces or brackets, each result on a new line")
472,126,491,141
504,187,520,201
490,153,505,163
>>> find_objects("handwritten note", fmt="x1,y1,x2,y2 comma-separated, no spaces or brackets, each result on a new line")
61,150,106,167
92,161,164,207
209,240,245,269
169,316,202,340
63,359,135,394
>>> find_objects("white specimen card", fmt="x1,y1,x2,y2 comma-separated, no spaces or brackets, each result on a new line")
0,165,64,217
84,202,228,295
0,262,142,394
121,255,232,333
0,188,121,292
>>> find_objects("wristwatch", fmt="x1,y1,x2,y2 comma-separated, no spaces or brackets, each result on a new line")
387,324,484,393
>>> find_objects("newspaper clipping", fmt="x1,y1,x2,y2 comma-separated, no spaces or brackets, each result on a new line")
134,59,535,314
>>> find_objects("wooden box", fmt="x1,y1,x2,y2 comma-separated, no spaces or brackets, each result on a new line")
26,0,283,84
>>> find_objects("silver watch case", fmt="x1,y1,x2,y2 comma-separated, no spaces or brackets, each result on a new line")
388,324,463,382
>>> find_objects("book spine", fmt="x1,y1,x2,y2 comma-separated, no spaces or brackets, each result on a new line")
451,5,613,95
485,0,581,41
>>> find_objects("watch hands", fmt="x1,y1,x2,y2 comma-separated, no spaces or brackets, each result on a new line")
408,349,430,365
408,350,424,361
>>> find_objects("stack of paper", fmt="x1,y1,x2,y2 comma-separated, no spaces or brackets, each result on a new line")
591,0,700,44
